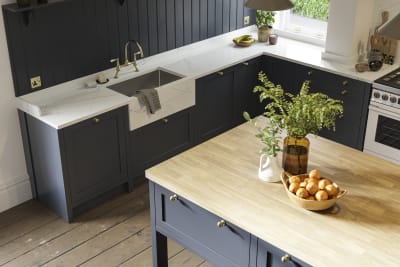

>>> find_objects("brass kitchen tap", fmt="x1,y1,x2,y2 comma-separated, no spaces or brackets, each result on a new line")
110,40,144,78
124,40,144,72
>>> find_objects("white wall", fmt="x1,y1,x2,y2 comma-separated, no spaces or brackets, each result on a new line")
324,0,400,63
0,0,399,213
0,0,32,213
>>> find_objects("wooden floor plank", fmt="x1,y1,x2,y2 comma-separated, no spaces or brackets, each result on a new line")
0,204,57,247
43,209,150,267
0,200,44,230
0,183,149,266
0,218,78,265
168,249,207,267
3,194,149,266
80,225,152,267
198,261,215,267
118,237,185,267
0,182,213,267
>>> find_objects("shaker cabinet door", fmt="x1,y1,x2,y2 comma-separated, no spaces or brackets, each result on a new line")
300,68,370,150
195,67,235,144
234,57,264,125
62,106,128,206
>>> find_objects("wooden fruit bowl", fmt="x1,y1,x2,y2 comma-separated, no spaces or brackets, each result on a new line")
281,172,347,211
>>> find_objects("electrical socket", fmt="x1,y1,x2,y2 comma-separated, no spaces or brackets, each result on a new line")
244,16,250,25
30,76,42,89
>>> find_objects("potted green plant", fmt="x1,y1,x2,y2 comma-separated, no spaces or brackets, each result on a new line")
256,10,275,42
245,71,343,175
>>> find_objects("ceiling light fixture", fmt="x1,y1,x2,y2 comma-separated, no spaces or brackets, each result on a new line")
244,0,294,11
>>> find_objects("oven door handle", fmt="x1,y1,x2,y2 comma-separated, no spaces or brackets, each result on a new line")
369,104,400,118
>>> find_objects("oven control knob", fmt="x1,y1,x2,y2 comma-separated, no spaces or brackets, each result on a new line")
390,96,397,103
381,94,389,101
373,91,380,98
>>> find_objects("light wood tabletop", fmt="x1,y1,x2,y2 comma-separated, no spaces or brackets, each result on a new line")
146,118,400,267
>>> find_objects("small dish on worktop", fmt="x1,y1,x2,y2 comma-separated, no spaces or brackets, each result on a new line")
232,35,255,47
281,172,347,211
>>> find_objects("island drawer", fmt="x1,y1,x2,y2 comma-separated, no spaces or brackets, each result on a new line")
257,239,311,267
154,184,251,266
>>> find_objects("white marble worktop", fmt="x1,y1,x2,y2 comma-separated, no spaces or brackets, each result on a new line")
16,25,399,130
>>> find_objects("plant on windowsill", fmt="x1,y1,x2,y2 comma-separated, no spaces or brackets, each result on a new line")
245,71,344,175
256,10,275,42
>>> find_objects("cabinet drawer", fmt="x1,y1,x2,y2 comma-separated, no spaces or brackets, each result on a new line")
155,185,251,266
257,239,311,267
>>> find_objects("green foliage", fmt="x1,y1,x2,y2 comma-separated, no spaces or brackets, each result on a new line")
256,10,275,28
252,71,343,139
244,112,282,157
292,0,330,21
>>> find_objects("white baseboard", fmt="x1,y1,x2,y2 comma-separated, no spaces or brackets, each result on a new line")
0,177,32,213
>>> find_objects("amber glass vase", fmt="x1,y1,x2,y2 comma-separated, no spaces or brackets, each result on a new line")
282,136,310,175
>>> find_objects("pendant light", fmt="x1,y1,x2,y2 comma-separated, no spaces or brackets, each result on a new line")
378,12,400,40
245,0,294,11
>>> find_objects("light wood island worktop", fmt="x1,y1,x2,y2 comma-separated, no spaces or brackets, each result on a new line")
146,118,400,267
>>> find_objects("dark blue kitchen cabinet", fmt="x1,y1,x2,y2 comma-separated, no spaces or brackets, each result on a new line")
234,57,265,125
295,67,371,150
256,239,311,267
194,57,265,144
19,106,129,222
261,56,371,150
129,108,194,184
194,66,236,144
261,56,305,96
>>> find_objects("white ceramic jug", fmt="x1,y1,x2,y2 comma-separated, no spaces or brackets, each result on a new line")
258,154,282,182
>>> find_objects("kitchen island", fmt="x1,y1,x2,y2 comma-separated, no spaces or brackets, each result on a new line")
146,118,400,267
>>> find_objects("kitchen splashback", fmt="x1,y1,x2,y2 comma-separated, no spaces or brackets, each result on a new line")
2,0,255,97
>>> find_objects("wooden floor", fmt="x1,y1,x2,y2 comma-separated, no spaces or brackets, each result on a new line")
0,182,214,267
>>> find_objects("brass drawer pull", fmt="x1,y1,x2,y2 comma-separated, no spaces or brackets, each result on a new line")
342,80,349,86
93,118,100,123
163,118,169,124
217,220,226,228
307,70,313,76
217,71,224,76
169,194,178,202
242,62,249,66
341,90,348,95
281,254,291,263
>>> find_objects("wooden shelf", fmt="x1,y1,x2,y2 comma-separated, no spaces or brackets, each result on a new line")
3,0,65,13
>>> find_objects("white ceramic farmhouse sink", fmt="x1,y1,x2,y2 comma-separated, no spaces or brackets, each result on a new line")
108,68,195,131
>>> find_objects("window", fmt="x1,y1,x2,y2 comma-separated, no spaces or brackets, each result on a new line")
274,0,330,46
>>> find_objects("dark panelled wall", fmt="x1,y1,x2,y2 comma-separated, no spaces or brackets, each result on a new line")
2,0,256,97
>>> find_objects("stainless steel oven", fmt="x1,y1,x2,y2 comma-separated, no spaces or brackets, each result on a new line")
364,69,400,164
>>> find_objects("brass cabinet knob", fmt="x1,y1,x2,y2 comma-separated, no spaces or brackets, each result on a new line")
217,71,224,76
169,194,178,202
163,118,169,124
341,90,348,95
242,62,249,66
93,118,100,123
307,70,313,76
281,254,291,263
217,220,226,228
342,80,349,86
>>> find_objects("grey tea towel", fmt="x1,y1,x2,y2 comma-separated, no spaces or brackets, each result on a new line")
136,88,161,114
